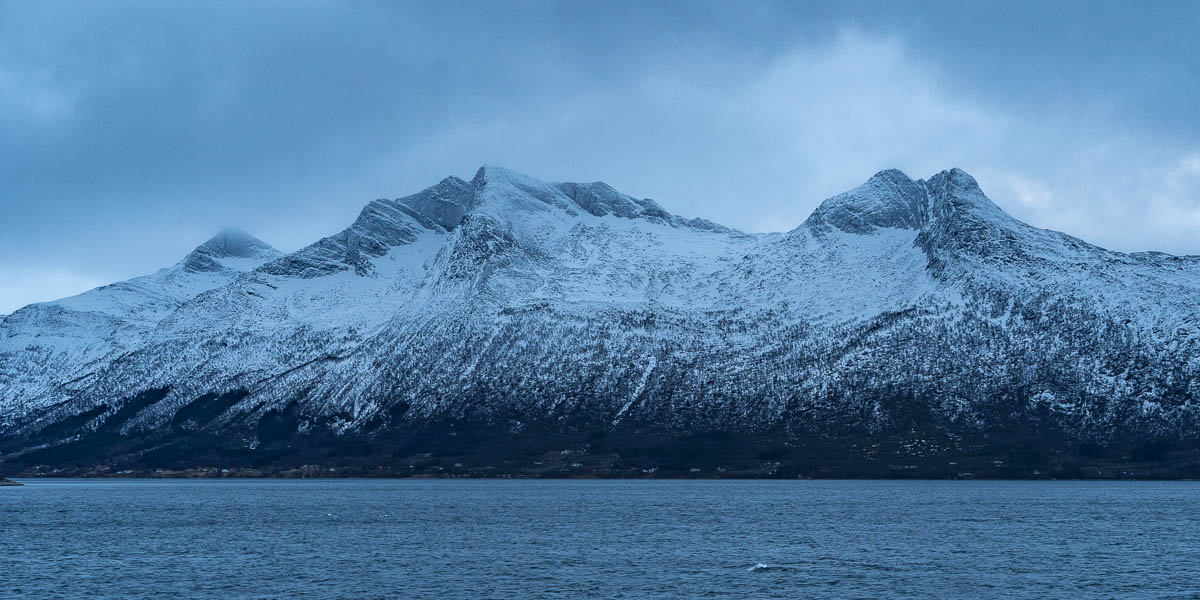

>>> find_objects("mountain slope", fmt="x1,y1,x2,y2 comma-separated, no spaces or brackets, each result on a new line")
0,230,281,419
2,167,1198,477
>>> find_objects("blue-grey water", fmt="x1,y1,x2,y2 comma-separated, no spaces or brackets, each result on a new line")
3,479,1199,599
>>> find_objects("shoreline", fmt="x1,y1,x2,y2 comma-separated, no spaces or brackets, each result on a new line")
7,472,1198,482
9,456,1198,481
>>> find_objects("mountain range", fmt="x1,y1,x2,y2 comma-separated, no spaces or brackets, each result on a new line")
2,166,1198,478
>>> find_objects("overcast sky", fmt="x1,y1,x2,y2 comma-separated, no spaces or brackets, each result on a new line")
2,0,1199,313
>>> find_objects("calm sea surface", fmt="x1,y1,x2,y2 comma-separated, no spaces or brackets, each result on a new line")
3,479,1199,599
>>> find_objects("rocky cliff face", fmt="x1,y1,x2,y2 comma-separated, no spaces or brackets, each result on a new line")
3,167,1198,477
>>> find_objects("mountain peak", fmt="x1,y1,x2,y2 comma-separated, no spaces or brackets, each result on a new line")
468,165,578,218
923,167,1009,223
928,167,982,194
199,228,276,257
471,164,536,188
389,175,474,231
867,168,915,184
803,167,1019,237
182,228,281,273
804,168,927,234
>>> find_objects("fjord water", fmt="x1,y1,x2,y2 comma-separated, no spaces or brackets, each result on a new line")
3,480,1197,598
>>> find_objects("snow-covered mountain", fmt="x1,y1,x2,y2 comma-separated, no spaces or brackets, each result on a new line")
0,229,281,418
2,166,1198,476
